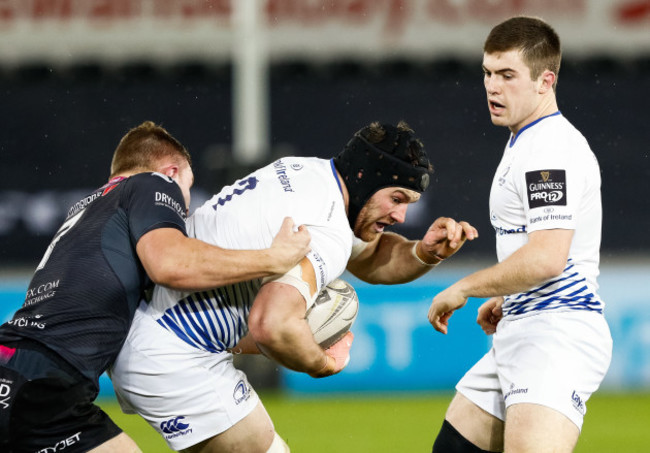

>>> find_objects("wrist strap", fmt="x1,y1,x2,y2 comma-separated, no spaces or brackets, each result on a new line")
412,241,443,266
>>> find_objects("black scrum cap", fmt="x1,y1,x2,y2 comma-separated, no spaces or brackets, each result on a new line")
333,123,433,230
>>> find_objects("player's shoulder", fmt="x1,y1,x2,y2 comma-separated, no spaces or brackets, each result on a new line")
526,115,591,157
541,114,589,145
124,172,184,197
270,156,332,179
267,156,340,197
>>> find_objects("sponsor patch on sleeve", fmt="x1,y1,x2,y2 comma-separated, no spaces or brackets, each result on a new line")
525,169,567,209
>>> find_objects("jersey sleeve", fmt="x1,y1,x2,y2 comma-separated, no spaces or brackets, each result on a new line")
521,151,582,233
305,224,353,296
126,173,188,244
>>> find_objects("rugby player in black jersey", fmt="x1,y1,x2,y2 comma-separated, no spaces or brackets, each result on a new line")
0,121,310,452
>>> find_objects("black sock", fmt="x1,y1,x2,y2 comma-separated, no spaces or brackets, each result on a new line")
432,419,498,453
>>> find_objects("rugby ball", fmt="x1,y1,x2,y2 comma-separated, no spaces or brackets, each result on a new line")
306,278,359,349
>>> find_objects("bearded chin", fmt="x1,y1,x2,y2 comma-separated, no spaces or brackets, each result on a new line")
353,218,380,243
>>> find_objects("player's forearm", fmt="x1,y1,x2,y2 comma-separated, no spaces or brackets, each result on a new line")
453,244,563,299
349,235,436,284
252,318,328,375
159,238,283,290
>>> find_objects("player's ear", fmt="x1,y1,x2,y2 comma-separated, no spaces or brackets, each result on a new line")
539,70,556,94
161,164,179,179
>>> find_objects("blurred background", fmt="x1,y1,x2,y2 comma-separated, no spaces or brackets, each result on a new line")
1,0,649,432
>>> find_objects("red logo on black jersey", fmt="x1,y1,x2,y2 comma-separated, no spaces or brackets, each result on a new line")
102,184,118,196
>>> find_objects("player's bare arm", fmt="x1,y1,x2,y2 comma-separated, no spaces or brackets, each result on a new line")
347,217,477,284
136,217,310,291
247,258,351,378
428,228,573,333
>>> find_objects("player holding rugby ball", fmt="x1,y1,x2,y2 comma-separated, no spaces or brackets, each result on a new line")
111,121,477,452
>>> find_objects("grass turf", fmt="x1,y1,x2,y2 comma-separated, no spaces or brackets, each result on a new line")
100,392,650,452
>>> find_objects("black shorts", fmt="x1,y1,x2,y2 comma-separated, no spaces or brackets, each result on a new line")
0,339,122,453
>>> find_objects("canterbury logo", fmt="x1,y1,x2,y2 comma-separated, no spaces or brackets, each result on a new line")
160,416,190,434
541,171,550,182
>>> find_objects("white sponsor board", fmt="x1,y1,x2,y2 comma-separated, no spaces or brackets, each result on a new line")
0,0,648,65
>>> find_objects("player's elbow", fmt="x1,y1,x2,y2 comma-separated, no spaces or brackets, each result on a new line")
536,255,567,281
248,311,281,349
146,259,195,290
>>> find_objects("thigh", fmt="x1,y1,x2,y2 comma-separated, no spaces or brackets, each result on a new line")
184,401,275,453
446,393,504,452
453,348,505,451
456,348,506,422
505,403,578,453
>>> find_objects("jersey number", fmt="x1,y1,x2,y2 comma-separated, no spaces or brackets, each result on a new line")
212,177,258,210
36,209,86,271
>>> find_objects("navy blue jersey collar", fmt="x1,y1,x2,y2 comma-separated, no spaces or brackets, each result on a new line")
509,111,562,147
330,158,343,194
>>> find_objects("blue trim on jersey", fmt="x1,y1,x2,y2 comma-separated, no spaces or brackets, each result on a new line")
330,159,343,195
155,281,258,353
503,260,603,317
509,111,562,147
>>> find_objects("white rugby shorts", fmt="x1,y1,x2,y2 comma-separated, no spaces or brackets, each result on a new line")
109,308,260,451
456,310,612,430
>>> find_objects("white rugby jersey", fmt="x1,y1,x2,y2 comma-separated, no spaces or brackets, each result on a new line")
142,157,354,353
489,112,604,318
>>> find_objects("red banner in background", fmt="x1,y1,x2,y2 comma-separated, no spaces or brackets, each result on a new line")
0,0,647,64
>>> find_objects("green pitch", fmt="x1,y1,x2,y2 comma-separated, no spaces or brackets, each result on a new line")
100,392,650,452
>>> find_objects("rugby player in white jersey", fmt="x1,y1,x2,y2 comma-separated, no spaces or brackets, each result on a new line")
110,121,478,452
428,17,612,453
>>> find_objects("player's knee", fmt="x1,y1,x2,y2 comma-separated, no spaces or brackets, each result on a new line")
266,432,290,453
432,420,497,453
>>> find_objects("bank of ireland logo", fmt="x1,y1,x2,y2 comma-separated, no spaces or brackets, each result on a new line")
233,379,251,405
160,416,190,434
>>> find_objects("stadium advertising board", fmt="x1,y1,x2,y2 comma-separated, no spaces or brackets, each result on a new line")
283,263,650,394
1,261,649,395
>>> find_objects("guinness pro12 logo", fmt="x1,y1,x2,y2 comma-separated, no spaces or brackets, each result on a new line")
526,169,567,209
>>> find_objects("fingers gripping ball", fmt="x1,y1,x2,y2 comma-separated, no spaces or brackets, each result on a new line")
306,278,359,348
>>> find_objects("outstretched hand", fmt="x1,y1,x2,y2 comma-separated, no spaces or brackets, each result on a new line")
269,217,311,275
419,217,478,262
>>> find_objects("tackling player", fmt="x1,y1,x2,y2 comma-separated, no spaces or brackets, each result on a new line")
110,121,478,452
428,17,612,453
0,121,310,452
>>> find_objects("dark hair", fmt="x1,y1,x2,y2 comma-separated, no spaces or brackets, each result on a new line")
484,16,561,88
110,121,192,178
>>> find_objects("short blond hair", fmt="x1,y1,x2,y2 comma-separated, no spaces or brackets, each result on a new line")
110,121,192,178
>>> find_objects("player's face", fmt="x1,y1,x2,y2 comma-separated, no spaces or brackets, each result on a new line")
483,49,546,135
353,187,420,242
